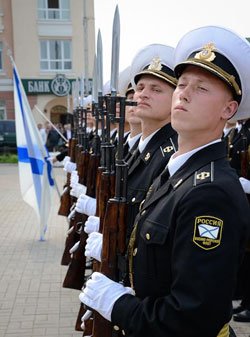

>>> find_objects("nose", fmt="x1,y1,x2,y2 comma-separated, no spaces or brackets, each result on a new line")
138,87,149,99
179,86,190,103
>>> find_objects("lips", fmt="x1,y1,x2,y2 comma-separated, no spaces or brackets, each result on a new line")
138,101,150,108
174,105,187,112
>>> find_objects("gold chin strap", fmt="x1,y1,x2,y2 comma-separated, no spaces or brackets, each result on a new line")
217,323,229,337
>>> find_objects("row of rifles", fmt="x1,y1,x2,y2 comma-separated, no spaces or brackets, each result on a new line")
57,6,133,336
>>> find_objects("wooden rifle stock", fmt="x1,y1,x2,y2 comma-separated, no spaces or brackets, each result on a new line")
62,213,88,289
58,172,71,216
60,209,83,265
74,169,116,332
87,154,100,198
78,150,90,186
90,95,132,337
63,153,99,289
91,199,127,337
58,138,77,216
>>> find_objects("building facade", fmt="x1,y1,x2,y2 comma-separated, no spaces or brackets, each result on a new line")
0,0,95,126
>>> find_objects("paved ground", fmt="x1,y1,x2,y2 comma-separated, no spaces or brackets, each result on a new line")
0,164,83,337
0,163,250,336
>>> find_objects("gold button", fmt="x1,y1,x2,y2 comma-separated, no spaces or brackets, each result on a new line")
141,210,146,215
131,197,136,203
113,325,120,331
133,248,137,256
122,330,126,335
146,233,150,240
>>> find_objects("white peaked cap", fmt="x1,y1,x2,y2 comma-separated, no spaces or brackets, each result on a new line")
118,66,134,96
130,44,177,88
83,95,92,108
173,25,250,120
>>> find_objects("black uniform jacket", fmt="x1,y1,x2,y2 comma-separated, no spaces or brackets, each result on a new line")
112,141,250,337
229,119,250,176
126,122,178,239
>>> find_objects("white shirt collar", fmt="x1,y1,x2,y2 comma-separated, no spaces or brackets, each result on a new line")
223,126,234,137
138,128,160,153
237,122,242,133
127,133,142,150
168,139,221,177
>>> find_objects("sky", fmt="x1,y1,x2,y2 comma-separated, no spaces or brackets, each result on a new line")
93,0,250,83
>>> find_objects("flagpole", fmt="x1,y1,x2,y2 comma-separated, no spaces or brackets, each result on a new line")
34,105,69,143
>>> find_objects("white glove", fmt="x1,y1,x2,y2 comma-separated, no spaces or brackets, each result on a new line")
75,194,96,216
64,160,76,173
69,241,80,254
70,183,87,198
239,177,250,194
85,232,103,262
84,216,100,234
70,170,79,186
79,272,135,321
63,155,70,165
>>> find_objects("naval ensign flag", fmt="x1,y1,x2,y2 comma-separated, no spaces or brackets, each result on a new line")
11,57,54,241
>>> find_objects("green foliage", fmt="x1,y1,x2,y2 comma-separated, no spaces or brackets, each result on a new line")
0,153,18,163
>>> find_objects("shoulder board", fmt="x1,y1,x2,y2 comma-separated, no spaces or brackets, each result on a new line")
193,162,214,186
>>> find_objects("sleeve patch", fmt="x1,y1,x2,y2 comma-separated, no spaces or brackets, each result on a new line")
193,215,223,250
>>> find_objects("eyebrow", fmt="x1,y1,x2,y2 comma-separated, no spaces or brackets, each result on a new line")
137,82,162,88
178,76,207,84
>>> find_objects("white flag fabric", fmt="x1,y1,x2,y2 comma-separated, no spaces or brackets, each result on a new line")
12,57,54,241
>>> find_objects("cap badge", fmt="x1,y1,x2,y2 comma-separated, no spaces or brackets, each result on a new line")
148,56,162,71
195,43,216,62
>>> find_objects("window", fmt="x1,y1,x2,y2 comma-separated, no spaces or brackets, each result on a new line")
38,0,70,20
0,42,3,71
0,100,6,120
40,39,72,71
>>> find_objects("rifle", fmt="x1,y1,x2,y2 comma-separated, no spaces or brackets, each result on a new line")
60,102,80,265
74,89,119,333
63,104,99,290
58,99,77,217
57,137,76,216
90,95,134,337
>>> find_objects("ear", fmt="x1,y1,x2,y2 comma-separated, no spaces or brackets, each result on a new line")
222,100,238,121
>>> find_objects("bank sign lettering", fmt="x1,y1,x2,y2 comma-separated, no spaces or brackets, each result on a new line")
22,75,92,96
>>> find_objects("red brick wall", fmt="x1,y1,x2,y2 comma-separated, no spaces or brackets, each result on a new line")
0,91,37,120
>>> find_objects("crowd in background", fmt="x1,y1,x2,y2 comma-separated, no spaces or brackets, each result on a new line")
37,122,71,152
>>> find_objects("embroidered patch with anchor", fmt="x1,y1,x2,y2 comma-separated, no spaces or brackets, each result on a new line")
193,215,223,250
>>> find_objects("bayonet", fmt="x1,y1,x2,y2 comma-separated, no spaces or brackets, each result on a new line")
110,5,120,94
92,54,98,104
97,29,103,95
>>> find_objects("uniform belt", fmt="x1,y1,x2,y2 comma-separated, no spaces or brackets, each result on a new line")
217,323,229,337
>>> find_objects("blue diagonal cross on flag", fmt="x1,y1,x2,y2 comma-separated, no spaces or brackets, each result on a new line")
198,224,220,239
11,56,55,241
